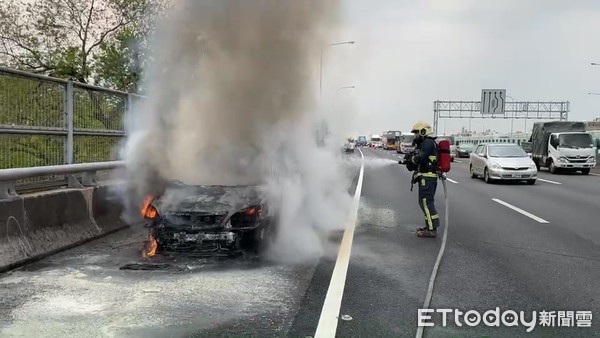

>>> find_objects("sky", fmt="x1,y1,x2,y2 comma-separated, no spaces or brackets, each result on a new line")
323,0,600,136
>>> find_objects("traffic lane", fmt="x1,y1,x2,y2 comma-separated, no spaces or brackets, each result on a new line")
287,150,363,337
369,150,600,336
452,158,600,198
375,150,600,335
426,180,600,337
335,147,444,337
363,147,403,162
0,225,318,337
534,168,600,198
448,159,600,251
1,151,365,338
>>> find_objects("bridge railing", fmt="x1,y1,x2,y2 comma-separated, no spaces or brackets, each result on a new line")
0,161,124,199
0,66,141,189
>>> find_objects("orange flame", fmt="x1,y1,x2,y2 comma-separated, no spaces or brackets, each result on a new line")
244,206,261,216
141,195,157,219
145,234,158,258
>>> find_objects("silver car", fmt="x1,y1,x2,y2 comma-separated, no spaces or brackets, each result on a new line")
469,143,538,184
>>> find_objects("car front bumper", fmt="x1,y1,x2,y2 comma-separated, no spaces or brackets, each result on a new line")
488,168,538,180
555,162,595,169
149,218,265,255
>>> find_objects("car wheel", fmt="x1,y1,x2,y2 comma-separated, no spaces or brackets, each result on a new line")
249,219,278,255
470,165,477,178
549,161,558,174
581,168,590,175
484,168,493,184
527,179,536,185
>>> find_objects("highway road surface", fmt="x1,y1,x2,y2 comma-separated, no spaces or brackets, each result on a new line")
1,147,599,337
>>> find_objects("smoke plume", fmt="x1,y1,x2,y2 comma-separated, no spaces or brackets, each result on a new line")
122,0,353,262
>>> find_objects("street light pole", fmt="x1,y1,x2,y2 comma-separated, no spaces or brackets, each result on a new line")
316,41,354,148
336,85,356,95
320,49,324,101
319,41,355,101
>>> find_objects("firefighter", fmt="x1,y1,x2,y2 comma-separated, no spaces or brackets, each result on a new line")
404,121,440,238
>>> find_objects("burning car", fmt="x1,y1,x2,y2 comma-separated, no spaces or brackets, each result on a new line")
141,181,276,257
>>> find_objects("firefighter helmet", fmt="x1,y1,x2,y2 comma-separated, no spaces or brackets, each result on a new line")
411,121,433,136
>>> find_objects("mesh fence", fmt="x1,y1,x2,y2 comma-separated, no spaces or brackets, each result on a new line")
74,135,122,163
0,134,65,169
73,86,126,131
0,68,133,189
0,73,65,129
0,68,130,171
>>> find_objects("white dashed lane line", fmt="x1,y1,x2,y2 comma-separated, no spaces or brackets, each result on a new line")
491,198,549,224
537,178,562,185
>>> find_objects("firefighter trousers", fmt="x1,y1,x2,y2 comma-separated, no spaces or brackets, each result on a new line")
418,177,440,231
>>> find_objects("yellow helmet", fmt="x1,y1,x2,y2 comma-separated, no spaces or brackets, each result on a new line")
411,121,433,136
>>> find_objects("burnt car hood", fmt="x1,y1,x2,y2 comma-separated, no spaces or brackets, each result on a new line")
154,184,264,215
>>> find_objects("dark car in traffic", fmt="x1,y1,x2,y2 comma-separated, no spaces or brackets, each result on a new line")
141,182,277,257
456,143,476,158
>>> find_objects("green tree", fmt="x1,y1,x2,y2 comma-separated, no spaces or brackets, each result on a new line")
0,0,165,168
0,0,165,89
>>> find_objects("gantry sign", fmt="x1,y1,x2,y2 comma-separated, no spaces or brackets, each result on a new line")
432,89,569,134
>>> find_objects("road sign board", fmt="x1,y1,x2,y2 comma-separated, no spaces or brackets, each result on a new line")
481,89,506,115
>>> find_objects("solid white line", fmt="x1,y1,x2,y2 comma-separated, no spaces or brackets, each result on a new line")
415,179,450,338
537,178,561,185
314,148,365,338
454,160,463,163
590,173,600,177
491,198,549,223
446,178,459,184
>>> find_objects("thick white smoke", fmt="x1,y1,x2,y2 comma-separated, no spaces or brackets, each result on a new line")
121,0,354,262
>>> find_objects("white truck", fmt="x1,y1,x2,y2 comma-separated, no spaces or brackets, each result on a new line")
530,121,597,174
398,131,415,154
371,134,382,148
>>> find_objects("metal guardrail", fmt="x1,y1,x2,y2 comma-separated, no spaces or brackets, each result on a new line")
0,161,124,199
0,66,143,171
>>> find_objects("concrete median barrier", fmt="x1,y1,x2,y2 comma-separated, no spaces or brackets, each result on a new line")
0,184,129,272
93,184,127,232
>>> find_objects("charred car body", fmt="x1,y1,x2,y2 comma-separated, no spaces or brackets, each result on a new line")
142,182,276,257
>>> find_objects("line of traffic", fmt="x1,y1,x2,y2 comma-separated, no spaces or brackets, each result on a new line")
369,147,599,228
